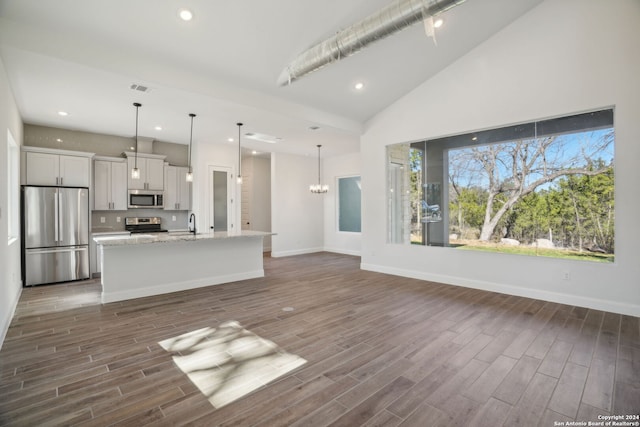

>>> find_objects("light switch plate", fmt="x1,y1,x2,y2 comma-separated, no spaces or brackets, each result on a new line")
100,217,106,223
172,215,176,221
116,217,121,223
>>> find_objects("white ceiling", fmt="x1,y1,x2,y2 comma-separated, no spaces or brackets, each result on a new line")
0,0,542,157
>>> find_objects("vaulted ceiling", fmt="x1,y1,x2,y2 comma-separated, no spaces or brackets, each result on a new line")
0,0,542,157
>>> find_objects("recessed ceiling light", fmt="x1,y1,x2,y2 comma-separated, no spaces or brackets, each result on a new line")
472,136,478,141
228,138,234,142
57,111,68,116
252,150,258,155
130,146,135,150
179,9,193,21
354,82,364,90
434,18,444,28
154,126,162,131
56,138,63,142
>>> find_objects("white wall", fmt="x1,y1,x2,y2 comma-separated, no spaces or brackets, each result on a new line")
271,152,323,257
251,156,272,250
324,152,361,256
361,0,640,316
241,156,272,250
0,56,23,348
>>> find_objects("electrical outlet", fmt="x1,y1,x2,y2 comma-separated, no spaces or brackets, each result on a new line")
100,217,106,224
116,217,121,223
172,215,176,221
562,271,571,281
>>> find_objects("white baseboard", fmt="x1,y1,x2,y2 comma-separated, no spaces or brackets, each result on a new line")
0,281,22,351
271,247,323,258
101,270,264,304
324,247,361,257
361,263,640,317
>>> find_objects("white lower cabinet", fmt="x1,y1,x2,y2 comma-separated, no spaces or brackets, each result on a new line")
91,232,131,275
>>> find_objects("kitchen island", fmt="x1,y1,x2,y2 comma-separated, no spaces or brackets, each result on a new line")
94,230,272,303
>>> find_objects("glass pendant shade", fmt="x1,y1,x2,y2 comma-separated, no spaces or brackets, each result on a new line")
310,144,328,193
186,170,193,182
131,167,141,179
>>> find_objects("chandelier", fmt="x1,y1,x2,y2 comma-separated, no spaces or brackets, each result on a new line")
310,144,328,193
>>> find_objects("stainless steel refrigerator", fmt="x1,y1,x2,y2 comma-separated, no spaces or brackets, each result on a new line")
22,186,90,286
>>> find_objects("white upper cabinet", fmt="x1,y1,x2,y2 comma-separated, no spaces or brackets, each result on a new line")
25,152,58,185
146,158,165,190
126,153,166,190
24,147,92,187
59,155,91,187
110,161,128,209
164,165,191,210
94,158,127,210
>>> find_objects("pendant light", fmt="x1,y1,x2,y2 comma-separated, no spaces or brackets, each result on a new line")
236,122,243,184
310,144,328,193
186,113,196,182
131,102,142,179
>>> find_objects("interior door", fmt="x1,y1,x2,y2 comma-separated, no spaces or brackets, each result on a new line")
208,166,234,232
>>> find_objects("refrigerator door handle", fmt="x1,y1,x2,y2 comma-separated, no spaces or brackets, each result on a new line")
58,192,63,243
26,246,88,255
54,189,59,242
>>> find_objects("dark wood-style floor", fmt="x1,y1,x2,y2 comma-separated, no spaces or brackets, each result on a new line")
1,252,638,426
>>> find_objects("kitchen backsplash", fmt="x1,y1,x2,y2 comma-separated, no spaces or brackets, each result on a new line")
91,210,189,232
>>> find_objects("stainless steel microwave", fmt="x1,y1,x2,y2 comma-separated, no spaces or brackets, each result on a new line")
128,190,164,209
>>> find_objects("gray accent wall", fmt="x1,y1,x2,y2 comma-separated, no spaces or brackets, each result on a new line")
24,124,188,165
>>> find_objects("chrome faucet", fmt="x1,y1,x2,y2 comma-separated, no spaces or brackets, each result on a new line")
189,213,196,235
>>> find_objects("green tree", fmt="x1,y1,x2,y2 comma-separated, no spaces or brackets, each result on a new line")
449,130,613,241
554,163,614,252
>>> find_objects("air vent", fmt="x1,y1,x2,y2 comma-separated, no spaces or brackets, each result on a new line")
309,126,320,130
130,84,152,93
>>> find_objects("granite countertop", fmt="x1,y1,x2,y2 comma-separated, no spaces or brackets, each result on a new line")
91,229,131,236
93,230,273,247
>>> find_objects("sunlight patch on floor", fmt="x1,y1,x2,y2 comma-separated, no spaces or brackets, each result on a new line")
159,320,306,408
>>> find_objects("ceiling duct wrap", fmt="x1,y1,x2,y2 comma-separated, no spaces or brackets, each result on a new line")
277,0,466,86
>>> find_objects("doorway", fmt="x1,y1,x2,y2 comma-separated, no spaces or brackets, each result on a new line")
208,166,234,232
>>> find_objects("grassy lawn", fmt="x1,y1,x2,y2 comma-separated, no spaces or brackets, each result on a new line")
411,236,614,263
454,241,614,263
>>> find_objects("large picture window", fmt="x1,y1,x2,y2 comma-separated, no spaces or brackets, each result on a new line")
387,108,615,262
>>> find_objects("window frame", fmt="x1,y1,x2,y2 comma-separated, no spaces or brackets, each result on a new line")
7,129,19,245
